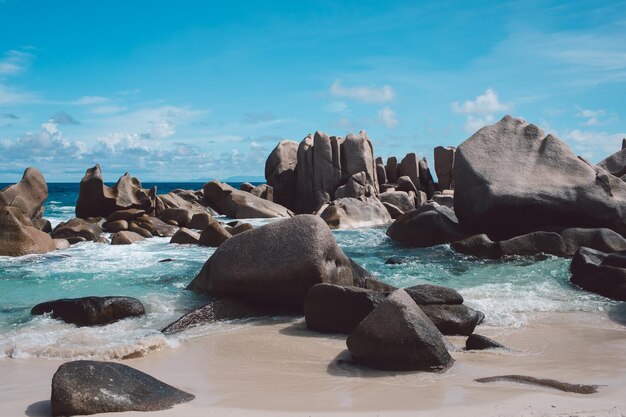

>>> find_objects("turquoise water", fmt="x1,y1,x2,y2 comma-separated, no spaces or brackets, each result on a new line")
0,183,619,359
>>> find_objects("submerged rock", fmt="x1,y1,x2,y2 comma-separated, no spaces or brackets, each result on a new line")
51,360,194,416
188,215,362,310
31,296,145,326
346,289,453,372
466,334,505,350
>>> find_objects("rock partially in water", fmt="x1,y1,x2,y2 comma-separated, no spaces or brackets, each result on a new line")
198,217,231,247
51,360,194,416
304,283,386,334
404,284,464,305
170,227,200,245
111,231,145,245
387,202,469,247
347,289,453,372
466,334,505,350
570,247,626,301
0,206,56,257
31,296,145,326
51,217,104,242
188,215,361,311
161,298,269,334
420,304,483,335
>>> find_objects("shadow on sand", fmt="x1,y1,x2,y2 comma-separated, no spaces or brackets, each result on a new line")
25,400,50,417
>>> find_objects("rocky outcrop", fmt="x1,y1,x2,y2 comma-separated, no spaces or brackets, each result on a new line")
76,164,155,219
51,218,104,242
434,146,455,190
386,203,470,247
203,180,292,218
570,247,626,301
51,360,194,416
0,206,56,256
304,284,386,334
318,197,391,229
346,289,453,372
188,215,364,310
0,167,48,222
453,116,626,238
334,171,374,199
31,296,145,326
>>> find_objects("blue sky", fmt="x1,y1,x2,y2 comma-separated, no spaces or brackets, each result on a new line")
1,0,625,182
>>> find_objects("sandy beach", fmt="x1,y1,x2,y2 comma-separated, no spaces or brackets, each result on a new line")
2,309,625,417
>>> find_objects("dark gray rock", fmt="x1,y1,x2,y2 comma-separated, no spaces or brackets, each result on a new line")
51,360,194,416
419,304,483,335
379,191,415,214
188,215,359,311
405,284,464,305
341,131,378,194
386,156,398,184
434,146,455,190
376,163,387,186
346,289,453,371
397,175,418,194
570,247,626,301
31,296,145,326
161,298,269,334
386,203,470,247
598,146,626,178
466,334,505,350
382,202,404,219
453,115,626,237
398,153,420,192
385,256,407,265
334,171,371,199
304,284,386,334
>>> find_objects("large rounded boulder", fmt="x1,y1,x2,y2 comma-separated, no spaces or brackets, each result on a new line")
187,215,359,310
265,140,299,211
31,296,145,326
346,289,453,372
453,116,626,237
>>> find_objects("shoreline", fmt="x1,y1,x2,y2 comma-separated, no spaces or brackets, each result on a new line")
2,310,625,417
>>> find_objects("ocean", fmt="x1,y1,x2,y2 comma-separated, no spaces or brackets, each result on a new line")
0,183,619,360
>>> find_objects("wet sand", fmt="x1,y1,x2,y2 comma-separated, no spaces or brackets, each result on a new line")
3,310,626,417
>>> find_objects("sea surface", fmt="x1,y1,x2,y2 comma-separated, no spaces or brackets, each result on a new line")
0,183,621,360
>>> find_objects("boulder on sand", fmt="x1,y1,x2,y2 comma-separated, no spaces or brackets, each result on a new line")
51,360,194,416
386,202,469,247
346,289,453,372
570,247,626,301
404,284,464,305
31,296,145,326
0,167,48,221
76,164,154,219
203,180,292,218
453,116,626,238
318,197,391,229
188,215,369,310
304,284,387,334
0,206,56,256
466,334,505,350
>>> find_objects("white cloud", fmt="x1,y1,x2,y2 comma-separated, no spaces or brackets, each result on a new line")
149,120,176,139
330,79,395,103
452,88,512,133
378,106,398,128
0,50,32,76
575,108,616,126
326,101,347,112
563,129,626,161
71,95,110,105
91,105,126,115
452,88,511,115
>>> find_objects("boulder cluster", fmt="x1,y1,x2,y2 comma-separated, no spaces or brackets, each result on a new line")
385,115,626,301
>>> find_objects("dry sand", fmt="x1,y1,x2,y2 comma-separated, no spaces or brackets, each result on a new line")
2,310,625,417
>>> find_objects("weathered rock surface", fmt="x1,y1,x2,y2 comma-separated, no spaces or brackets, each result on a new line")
187,212,213,230
398,154,420,192
0,206,56,256
111,231,145,245
598,146,626,178
159,208,192,228
0,167,48,221
570,247,626,301
188,215,360,310
103,220,128,233
51,218,104,242
434,146,455,190
76,164,154,219
31,296,145,326
318,197,391,229
198,218,232,247
453,116,626,237
51,360,194,416
170,227,200,245
405,284,464,305
266,140,299,211
378,191,415,214
387,203,470,247
203,180,292,218
304,284,386,334
346,289,453,371
335,171,372,199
